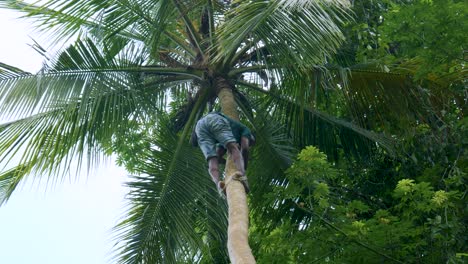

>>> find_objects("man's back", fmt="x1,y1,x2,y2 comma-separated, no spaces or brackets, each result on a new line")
215,112,252,144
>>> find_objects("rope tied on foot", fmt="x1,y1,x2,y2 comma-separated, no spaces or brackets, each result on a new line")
223,172,250,195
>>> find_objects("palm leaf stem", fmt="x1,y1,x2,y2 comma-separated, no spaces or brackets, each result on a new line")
0,67,203,81
215,1,276,65
171,0,203,56
228,65,269,77
163,31,197,58
140,66,202,78
206,0,215,47
226,41,254,68
141,75,194,88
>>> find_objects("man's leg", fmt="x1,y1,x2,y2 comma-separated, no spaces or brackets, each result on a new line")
208,157,221,185
208,157,226,195
225,142,250,193
226,142,245,175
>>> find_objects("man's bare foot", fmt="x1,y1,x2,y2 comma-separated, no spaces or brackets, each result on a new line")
217,181,226,198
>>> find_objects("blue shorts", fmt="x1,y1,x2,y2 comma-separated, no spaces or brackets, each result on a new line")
195,113,237,160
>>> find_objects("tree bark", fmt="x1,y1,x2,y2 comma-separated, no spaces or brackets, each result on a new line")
216,77,256,264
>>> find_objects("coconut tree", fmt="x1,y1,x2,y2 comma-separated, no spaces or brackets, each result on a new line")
0,0,437,263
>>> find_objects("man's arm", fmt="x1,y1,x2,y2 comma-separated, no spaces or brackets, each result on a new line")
240,136,250,170
233,120,253,170
216,146,227,164
220,113,253,170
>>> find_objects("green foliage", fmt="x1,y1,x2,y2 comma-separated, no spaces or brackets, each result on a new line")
282,146,337,207
380,0,467,79
251,142,467,263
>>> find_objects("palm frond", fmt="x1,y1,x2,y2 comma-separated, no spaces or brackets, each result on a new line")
234,60,450,159
216,0,351,67
236,80,395,160
0,163,32,205
355,59,467,114
0,39,200,196
342,64,450,135
0,62,30,76
1,0,189,59
0,38,200,119
1,0,149,43
112,96,228,263
172,0,204,55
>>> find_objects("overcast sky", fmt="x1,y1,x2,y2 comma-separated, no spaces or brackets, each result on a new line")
0,8,128,264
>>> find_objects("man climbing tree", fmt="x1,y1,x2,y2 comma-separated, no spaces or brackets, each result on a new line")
0,1,355,263
191,112,254,196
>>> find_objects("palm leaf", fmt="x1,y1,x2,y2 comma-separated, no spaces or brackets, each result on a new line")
112,94,228,263
342,64,450,135
216,0,350,68
236,79,395,160
1,0,148,43
0,62,30,76
0,38,199,190
0,163,32,205
0,0,193,60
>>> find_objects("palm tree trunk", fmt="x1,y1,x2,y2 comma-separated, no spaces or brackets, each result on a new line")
216,77,256,264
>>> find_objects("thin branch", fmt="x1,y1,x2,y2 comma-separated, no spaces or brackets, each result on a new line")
228,65,269,77
310,248,340,264
296,204,405,264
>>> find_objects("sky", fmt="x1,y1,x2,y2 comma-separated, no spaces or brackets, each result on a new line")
0,8,129,264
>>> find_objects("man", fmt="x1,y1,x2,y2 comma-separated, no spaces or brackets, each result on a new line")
191,112,254,196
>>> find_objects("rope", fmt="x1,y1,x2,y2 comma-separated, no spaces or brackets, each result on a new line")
222,172,250,194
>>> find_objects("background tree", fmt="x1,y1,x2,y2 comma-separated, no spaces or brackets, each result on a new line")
248,0,467,263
